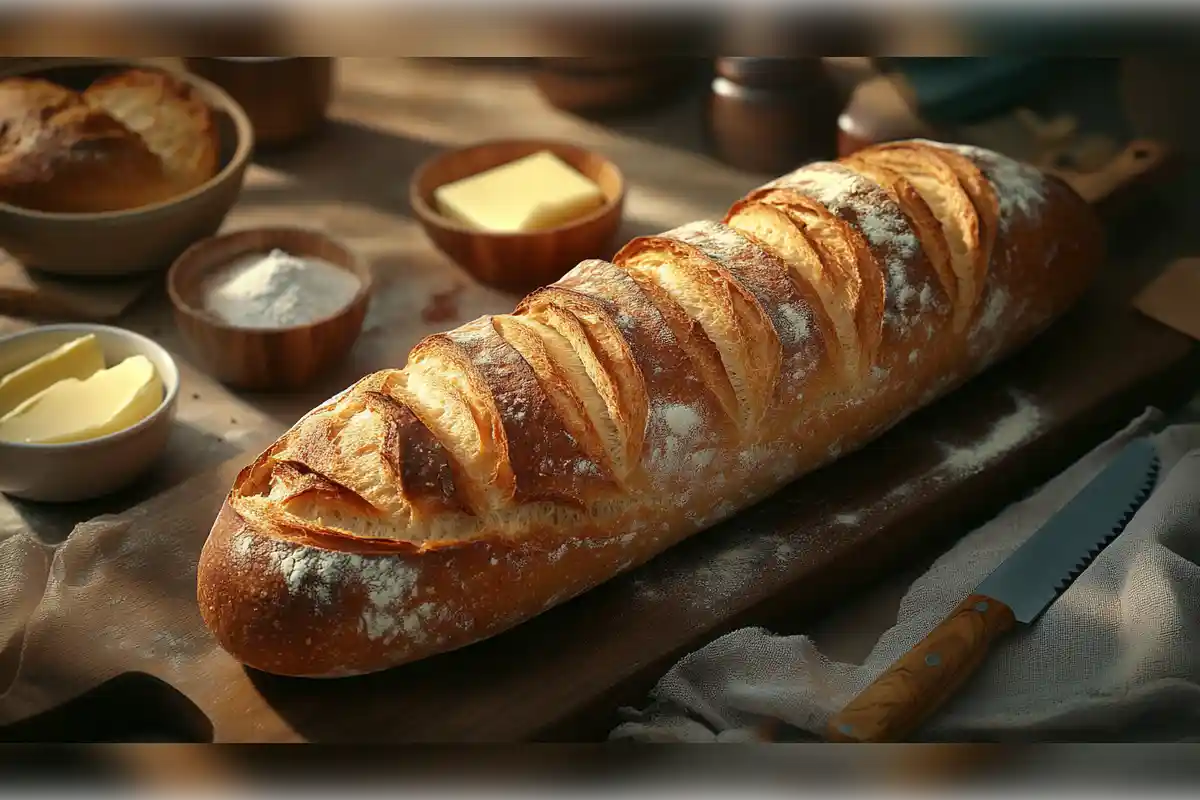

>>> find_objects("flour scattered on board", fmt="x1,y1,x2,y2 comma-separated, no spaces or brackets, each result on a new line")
827,478,920,529
634,532,791,609
815,393,1046,529
939,392,1046,477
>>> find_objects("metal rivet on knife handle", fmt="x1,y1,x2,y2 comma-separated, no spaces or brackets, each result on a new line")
825,593,1016,743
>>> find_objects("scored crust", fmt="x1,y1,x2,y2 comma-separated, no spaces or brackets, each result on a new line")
199,139,1102,678
724,199,861,377
851,143,986,332
615,225,785,430
922,142,1102,352
512,287,648,481
838,154,957,321
554,259,736,494
731,188,881,377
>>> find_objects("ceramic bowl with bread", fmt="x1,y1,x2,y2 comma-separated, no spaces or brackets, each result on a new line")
0,323,180,503
167,226,373,392
410,139,625,295
0,58,254,278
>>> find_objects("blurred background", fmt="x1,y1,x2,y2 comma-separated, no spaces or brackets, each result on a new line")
1,7,1198,56
7,743,1200,800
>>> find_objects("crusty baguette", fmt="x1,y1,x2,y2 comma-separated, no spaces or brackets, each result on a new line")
0,77,178,213
197,140,1103,678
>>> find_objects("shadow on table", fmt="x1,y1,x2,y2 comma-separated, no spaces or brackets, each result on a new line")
239,117,445,222
238,102,752,237
584,81,713,161
0,671,213,743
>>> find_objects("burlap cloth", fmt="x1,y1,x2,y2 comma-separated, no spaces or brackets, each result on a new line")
610,408,1200,743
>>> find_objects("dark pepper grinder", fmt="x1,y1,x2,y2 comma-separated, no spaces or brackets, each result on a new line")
704,57,843,176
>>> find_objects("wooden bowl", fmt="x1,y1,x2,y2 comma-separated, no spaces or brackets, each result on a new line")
0,58,255,279
183,57,334,148
0,323,180,503
410,139,625,295
166,227,372,392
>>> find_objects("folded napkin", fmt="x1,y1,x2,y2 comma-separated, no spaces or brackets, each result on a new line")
611,409,1200,743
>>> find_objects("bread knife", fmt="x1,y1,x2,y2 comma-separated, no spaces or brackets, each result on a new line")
826,437,1161,743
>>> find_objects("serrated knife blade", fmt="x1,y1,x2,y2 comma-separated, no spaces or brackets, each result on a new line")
826,437,1161,744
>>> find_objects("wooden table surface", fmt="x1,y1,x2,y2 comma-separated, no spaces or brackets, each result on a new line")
0,57,1195,743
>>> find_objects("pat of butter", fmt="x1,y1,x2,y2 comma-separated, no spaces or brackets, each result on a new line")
434,151,606,233
0,333,106,417
0,355,163,445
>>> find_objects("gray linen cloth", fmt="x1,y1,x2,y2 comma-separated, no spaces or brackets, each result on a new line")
611,409,1200,742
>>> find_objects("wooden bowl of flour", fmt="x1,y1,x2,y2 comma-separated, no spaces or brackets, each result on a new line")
166,226,372,391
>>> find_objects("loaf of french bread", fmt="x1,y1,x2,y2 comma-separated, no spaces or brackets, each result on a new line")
197,139,1103,678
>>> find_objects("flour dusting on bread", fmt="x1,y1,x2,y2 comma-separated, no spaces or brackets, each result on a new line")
938,142,1048,229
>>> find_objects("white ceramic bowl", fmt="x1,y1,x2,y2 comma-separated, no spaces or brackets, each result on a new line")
0,324,180,503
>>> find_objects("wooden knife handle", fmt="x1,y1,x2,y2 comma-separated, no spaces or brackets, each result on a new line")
826,593,1016,743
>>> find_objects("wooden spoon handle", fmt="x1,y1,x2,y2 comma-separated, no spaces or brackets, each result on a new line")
826,593,1016,743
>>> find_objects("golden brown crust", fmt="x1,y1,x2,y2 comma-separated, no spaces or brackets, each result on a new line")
513,288,647,480
662,222,820,402
198,139,1103,678
924,141,1103,364
723,199,860,379
615,227,782,430
838,154,957,314
0,78,82,184
736,190,882,376
361,389,468,517
554,259,737,482
198,497,676,678
615,261,741,428
851,143,987,332
449,314,614,508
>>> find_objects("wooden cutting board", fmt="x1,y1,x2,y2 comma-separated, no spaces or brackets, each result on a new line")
0,253,155,322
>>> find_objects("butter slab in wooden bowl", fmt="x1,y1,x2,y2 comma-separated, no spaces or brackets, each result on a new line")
410,139,626,295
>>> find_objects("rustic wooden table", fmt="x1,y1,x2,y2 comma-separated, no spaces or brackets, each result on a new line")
0,57,1195,743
